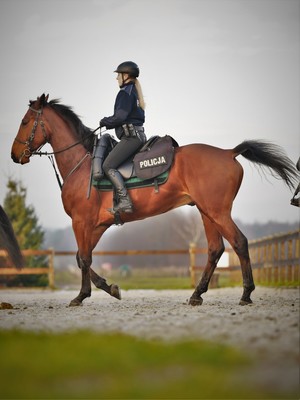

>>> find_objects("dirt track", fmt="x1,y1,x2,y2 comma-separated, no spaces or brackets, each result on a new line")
0,286,299,393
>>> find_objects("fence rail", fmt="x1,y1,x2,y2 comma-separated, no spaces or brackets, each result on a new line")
0,230,299,288
189,230,299,287
0,249,55,288
227,230,299,285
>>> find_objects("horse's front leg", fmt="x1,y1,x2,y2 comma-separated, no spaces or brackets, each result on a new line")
90,269,121,300
69,253,92,307
86,225,121,300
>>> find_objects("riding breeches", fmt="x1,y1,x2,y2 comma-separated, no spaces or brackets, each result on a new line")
102,135,145,174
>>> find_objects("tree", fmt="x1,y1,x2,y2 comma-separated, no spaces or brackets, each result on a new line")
1,179,47,286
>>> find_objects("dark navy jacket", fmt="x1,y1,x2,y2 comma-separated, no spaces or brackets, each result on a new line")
100,82,145,137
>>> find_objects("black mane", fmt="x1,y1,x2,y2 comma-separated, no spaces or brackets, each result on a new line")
46,99,95,152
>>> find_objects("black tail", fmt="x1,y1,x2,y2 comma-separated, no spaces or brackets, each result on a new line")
233,140,299,190
0,205,24,268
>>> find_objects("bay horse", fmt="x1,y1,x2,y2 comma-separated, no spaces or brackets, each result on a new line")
0,205,24,268
11,94,298,307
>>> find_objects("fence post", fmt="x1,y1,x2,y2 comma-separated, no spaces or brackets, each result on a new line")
189,242,196,287
48,248,55,289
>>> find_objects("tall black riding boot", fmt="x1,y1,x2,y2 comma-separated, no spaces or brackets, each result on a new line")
107,169,133,213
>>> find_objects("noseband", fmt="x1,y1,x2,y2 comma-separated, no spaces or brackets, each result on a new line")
14,106,47,162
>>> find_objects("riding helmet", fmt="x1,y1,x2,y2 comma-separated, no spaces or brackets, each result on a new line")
114,61,139,78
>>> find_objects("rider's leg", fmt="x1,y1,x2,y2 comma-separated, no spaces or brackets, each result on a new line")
106,168,133,213
103,135,142,213
92,134,113,181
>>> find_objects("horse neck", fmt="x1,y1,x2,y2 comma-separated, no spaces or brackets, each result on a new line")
44,109,89,181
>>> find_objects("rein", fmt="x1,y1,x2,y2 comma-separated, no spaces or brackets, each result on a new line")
32,122,100,158
32,130,99,156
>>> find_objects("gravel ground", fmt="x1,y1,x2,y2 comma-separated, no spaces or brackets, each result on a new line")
0,286,299,394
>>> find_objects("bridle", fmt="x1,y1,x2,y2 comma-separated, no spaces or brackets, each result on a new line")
14,105,100,159
13,106,48,163
14,104,101,191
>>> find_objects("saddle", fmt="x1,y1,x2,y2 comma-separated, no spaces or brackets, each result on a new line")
92,135,178,192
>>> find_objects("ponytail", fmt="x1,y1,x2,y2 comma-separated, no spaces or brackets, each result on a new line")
134,78,146,110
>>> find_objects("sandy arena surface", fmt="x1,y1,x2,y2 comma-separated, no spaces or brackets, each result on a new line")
0,286,299,393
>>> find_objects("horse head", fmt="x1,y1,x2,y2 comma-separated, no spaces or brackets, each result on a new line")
11,93,49,164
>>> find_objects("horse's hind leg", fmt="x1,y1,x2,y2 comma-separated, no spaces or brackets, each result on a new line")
213,215,255,305
189,214,225,306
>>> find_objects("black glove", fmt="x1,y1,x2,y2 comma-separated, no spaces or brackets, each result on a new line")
100,116,114,130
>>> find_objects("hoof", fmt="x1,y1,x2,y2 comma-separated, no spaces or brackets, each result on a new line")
188,297,203,306
69,299,82,307
239,299,253,306
110,284,121,300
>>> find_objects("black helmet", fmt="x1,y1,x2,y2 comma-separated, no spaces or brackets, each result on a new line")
114,61,139,78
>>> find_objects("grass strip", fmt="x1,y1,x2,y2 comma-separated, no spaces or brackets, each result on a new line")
0,330,296,399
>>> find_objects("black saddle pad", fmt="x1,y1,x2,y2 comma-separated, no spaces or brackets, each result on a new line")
134,135,177,180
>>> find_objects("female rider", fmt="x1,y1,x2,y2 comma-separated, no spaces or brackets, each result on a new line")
99,61,146,214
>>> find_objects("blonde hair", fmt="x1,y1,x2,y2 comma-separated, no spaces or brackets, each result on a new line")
134,78,146,110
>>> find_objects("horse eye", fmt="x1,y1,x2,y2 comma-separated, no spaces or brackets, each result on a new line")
21,119,28,126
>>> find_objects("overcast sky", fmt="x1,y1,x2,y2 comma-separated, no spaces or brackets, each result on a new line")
0,0,299,229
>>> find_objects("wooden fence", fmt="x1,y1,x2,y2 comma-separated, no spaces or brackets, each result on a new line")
189,230,299,287
0,249,189,288
227,230,300,285
0,230,299,288
0,249,55,288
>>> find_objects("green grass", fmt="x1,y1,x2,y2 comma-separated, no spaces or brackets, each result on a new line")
54,270,194,291
55,268,299,291
0,330,297,399
115,275,193,290
116,274,235,290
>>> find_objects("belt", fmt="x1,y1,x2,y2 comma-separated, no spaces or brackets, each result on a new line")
133,125,144,132
122,124,145,142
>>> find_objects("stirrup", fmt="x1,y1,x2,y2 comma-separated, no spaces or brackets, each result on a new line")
107,205,133,215
117,205,133,213
107,195,133,214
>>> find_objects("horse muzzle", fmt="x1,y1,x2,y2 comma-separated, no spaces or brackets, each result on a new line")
11,148,31,164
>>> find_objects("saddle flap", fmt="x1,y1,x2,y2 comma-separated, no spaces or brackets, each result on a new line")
118,158,135,180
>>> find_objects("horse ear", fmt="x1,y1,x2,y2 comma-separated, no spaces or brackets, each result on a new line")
38,93,48,106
